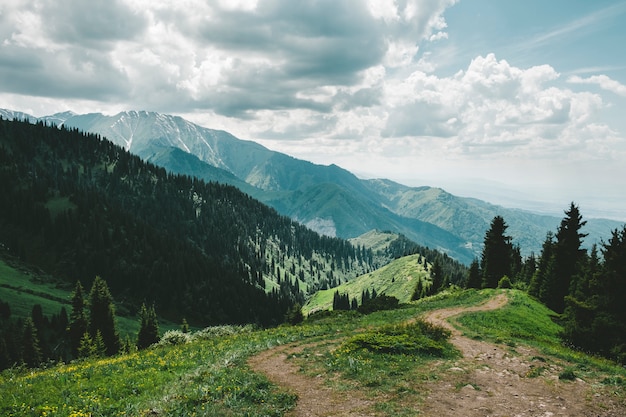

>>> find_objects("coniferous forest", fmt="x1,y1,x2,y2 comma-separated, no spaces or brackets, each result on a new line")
0,118,382,367
470,205,626,362
1,116,625,370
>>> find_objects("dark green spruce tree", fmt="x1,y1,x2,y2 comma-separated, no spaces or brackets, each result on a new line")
528,232,555,298
481,216,513,289
21,318,42,367
428,259,444,296
599,226,626,325
466,259,482,289
88,276,121,356
68,281,88,356
332,291,350,311
597,225,626,360
137,303,160,350
561,245,600,353
411,278,425,301
562,226,626,361
539,203,587,313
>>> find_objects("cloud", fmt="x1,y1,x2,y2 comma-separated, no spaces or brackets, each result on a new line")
567,75,626,97
0,0,136,101
0,0,458,116
514,2,626,53
429,31,448,41
376,53,620,164
42,0,147,48
1,0,625,195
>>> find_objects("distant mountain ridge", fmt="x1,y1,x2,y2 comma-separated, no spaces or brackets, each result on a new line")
2,108,622,263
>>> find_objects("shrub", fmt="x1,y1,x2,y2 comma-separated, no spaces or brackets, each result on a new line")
285,303,304,325
192,324,256,341
497,276,512,289
342,319,453,356
559,367,577,381
156,330,191,346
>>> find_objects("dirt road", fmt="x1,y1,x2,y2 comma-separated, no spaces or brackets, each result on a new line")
249,293,624,416
420,293,622,416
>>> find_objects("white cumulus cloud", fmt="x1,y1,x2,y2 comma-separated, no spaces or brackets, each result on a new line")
568,74,626,97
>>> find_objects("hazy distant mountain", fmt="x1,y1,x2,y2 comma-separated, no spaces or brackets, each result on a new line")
363,179,620,258
4,109,622,263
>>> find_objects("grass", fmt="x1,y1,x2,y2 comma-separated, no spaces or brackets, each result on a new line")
0,259,179,338
303,254,429,315
342,320,454,356
0,259,72,318
1,287,624,416
0,325,308,417
0,289,473,417
455,289,626,381
455,289,562,347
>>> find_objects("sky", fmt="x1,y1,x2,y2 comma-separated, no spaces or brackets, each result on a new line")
1,0,626,220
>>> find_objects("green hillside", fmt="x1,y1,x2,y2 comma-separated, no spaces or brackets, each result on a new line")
349,229,404,254
0,258,173,338
0,118,378,327
0,117,387,368
2,289,624,416
303,254,430,315
0,259,71,318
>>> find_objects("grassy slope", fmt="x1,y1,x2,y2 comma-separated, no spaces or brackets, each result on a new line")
0,260,71,318
1,289,624,416
456,290,626,374
348,229,399,253
455,289,562,346
0,259,178,337
303,253,430,315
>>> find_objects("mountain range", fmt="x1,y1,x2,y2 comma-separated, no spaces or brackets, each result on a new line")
1,108,621,264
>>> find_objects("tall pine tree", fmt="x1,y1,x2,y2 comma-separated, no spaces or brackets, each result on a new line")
428,259,444,295
88,276,121,356
481,216,513,288
136,303,160,350
539,203,587,313
21,318,42,367
562,226,626,361
68,281,88,356
596,226,626,359
529,232,555,298
466,259,482,289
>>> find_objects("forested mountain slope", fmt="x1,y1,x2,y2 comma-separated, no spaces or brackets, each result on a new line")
0,118,378,326
1,109,620,264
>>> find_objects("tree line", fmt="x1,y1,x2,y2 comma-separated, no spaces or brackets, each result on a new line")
465,203,626,363
0,276,160,370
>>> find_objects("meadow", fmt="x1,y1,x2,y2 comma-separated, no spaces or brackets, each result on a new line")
0,259,180,338
1,288,624,416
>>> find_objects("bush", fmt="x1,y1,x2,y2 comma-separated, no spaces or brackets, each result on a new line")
285,303,304,325
192,325,256,341
342,319,453,356
558,367,577,381
156,330,191,346
497,276,512,289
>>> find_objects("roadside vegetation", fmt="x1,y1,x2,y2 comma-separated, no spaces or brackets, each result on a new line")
4,288,623,416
